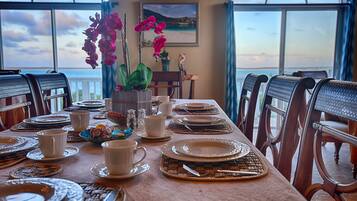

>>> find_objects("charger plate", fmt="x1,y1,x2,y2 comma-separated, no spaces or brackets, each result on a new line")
10,164,63,179
0,137,38,156
0,136,27,151
161,140,250,163
160,151,268,181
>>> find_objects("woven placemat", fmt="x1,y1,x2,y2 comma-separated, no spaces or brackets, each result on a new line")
9,163,62,179
80,183,125,201
0,149,29,169
167,122,233,135
173,108,220,115
160,151,268,181
10,122,65,132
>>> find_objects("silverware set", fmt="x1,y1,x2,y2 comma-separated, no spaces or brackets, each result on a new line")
183,164,258,177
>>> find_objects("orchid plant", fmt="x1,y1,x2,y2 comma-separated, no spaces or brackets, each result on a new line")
82,13,166,91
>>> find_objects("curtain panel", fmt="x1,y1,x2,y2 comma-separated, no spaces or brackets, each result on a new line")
101,1,117,98
338,0,356,81
225,0,238,123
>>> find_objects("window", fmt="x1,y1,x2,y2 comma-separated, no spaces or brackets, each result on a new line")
0,1,102,103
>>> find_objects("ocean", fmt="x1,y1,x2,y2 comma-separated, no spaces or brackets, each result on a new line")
18,68,103,79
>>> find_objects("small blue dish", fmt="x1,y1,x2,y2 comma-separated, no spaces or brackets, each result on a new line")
79,128,133,145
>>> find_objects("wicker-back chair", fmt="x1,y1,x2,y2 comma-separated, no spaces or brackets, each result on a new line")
255,75,315,180
293,79,357,200
236,74,268,142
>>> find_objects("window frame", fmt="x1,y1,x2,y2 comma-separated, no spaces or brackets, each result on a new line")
0,1,104,71
234,3,346,75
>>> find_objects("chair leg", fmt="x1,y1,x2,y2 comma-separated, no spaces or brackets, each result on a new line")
334,142,342,164
353,164,357,179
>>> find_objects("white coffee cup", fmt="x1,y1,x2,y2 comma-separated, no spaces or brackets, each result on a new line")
70,110,90,132
104,98,112,111
157,96,170,104
102,140,147,175
37,129,67,158
158,102,173,117
144,115,166,137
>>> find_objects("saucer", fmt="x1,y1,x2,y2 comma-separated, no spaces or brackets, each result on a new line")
26,146,79,161
136,130,173,140
90,163,150,179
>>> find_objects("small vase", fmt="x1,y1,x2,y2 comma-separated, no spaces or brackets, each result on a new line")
161,59,170,72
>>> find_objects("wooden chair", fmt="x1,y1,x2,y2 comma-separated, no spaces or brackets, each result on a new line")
0,74,39,130
293,79,357,200
27,73,72,115
255,75,315,180
150,71,183,99
293,71,348,166
0,69,21,75
236,73,268,142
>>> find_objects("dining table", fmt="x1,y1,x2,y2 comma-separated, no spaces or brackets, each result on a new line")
0,99,305,201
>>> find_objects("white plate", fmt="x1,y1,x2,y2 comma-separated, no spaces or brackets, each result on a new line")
90,163,150,179
33,115,70,123
173,117,226,127
181,116,224,124
0,136,27,151
0,179,68,201
74,100,104,108
136,130,173,140
26,146,79,161
0,137,38,156
23,118,70,127
174,139,242,158
175,103,215,111
161,141,250,163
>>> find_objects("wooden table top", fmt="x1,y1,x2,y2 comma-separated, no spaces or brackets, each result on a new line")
0,99,305,201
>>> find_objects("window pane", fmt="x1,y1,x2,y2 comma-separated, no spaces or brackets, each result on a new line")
268,0,306,3
309,0,340,3
1,10,53,70
235,11,281,68
284,11,337,74
75,0,101,2
34,0,73,2
56,10,102,101
233,0,265,3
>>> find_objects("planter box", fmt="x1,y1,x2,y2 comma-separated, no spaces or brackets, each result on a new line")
112,89,152,115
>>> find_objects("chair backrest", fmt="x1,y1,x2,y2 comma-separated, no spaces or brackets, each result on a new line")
293,79,357,200
27,73,72,115
292,70,328,80
0,74,39,130
0,69,21,75
151,71,183,98
255,75,315,180
236,74,268,142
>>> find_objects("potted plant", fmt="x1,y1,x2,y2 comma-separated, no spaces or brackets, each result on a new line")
82,13,166,116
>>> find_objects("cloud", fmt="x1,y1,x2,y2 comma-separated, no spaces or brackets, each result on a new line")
2,30,37,47
2,10,86,36
246,27,256,31
17,47,51,55
65,41,77,48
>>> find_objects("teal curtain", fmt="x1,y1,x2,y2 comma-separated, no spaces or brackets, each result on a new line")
338,0,356,81
101,1,116,98
224,0,238,123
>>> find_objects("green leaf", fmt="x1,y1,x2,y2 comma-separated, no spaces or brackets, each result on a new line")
117,64,128,87
123,63,153,91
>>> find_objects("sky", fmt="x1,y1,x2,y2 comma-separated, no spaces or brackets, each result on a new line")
235,10,337,69
143,4,197,18
1,9,100,69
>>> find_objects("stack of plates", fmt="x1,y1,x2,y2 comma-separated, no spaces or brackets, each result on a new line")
23,114,70,128
173,116,226,127
161,138,250,162
0,178,83,201
175,103,216,111
0,136,38,156
74,100,105,109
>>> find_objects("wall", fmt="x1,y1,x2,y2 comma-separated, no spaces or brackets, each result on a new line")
115,0,227,106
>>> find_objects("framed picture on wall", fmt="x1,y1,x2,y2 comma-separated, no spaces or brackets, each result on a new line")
141,2,199,47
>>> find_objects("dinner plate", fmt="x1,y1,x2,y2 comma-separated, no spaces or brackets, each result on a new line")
32,115,70,123
173,117,226,127
0,137,38,156
23,117,70,127
136,130,173,140
74,100,105,108
0,136,27,151
175,103,216,111
161,140,250,163
32,178,83,201
90,163,150,179
0,179,68,201
181,116,224,124
26,146,79,161
174,139,242,158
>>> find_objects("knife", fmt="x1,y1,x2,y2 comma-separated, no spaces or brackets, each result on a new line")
183,164,200,177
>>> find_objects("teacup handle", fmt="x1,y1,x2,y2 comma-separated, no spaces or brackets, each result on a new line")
133,146,147,166
51,137,56,156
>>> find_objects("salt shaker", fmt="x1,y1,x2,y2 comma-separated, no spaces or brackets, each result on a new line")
137,109,146,131
127,109,136,129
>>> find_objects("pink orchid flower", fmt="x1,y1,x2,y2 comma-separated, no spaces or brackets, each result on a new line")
154,22,166,34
